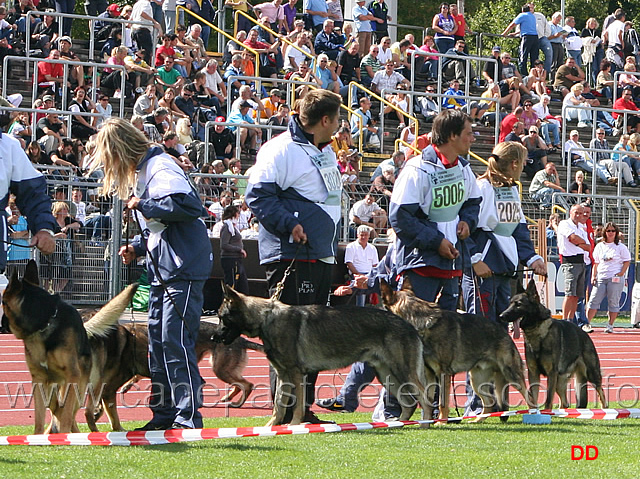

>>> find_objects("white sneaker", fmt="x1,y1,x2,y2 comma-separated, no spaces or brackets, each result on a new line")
113,90,122,99
605,324,613,333
613,128,621,136
577,121,589,128
582,324,593,333
135,86,144,94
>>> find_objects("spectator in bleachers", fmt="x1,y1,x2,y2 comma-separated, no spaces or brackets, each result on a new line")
546,213,559,251
282,0,298,33
532,94,561,148
201,59,227,109
264,103,290,142
49,138,79,174
371,58,409,97
314,53,340,93
133,83,159,117
283,30,313,72
627,133,640,180
5,195,31,265
227,100,258,156
562,83,593,128
548,11,566,77
184,0,216,48
336,149,357,197
442,78,465,110
37,50,70,96
350,96,379,148
498,106,523,142
415,84,439,122
596,59,614,101
368,0,390,44
131,0,162,66
553,56,585,97
505,122,525,145
209,189,232,221
619,63,640,101
565,129,616,185
242,27,281,80
382,84,410,128
336,40,361,91
370,162,395,210
211,117,236,162
442,39,476,84
603,10,625,72
529,161,563,209
527,59,547,98
57,36,84,88
93,3,121,42
224,53,246,100
40,200,81,294
314,18,344,60
370,150,405,183
36,109,67,154
303,0,328,35
13,0,39,42
431,3,456,54
175,117,193,145
99,27,122,63
155,34,188,77
521,125,547,178
612,86,640,135
568,170,591,201
155,56,185,95
389,38,412,79
482,45,503,84
176,84,215,140
478,82,507,126
190,71,222,113
225,0,252,36
125,49,157,93
143,107,171,143
162,131,195,172
31,9,58,56
231,84,265,117
590,127,635,187
563,16,582,68
68,87,98,140
290,60,322,98
26,140,49,165
254,0,285,32
349,192,387,238
223,30,246,68
418,35,438,79
185,24,207,65
7,111,31,148
223,158,247,196
582,18,605,86
255,88,283,122
502,4,539,75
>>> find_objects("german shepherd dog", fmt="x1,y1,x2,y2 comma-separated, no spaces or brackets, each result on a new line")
499,280,608,409
1,260,137,434
380,278,536,421
88,321,265,431
216,284,430,426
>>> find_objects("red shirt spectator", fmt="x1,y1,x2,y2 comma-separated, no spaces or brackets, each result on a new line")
499,108,523,142
612,91,639,120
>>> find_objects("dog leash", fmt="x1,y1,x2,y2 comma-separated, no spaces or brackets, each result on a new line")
270,242,305,301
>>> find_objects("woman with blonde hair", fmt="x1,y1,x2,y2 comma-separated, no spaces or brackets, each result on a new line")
94,117,212,431
461,141,546,416
175,117,193,145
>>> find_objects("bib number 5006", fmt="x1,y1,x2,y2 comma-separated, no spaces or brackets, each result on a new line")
432,182,464,208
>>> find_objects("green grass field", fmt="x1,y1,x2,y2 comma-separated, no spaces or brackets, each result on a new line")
0,412,637,479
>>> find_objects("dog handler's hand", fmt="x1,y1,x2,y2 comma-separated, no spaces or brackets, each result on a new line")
472,260,492,278
31,230,55,255
531,259,547,276
291,224,307,244
127,196,141,210
119,245,136,265
437,238,459,260
456,221,470,240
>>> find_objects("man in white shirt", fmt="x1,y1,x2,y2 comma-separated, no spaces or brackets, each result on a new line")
557,204,591,323
349,192,387,238
344,225,379,306
201,59,227,108
603,10,626,70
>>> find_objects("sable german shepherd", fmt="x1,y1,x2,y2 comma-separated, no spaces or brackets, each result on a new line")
87,320,265,431
216,284,430,426
380,278,536,421
499,280,608,409
1,260,137,434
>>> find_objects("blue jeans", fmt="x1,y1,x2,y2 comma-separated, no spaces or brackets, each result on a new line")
540,121,560,146
530,186,555,207
55,0,76,36
335,361,376,411
519,34,539,75
573,158,611,183
539,36,553,74
567,49,582,67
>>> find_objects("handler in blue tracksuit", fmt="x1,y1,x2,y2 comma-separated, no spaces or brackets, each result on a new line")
460,141,546,415
245,89,343,424
96,118,213,430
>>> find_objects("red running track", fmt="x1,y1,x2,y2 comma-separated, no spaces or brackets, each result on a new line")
1,328,639,429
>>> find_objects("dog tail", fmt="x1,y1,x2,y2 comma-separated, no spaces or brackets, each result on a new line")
84,283,139,339
237,337,265,353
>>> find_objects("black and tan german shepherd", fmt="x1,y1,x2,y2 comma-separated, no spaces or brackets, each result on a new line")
87,321,265,431
499,279,608,409
380,278,536,421
216,284,430,426
1,260,137,434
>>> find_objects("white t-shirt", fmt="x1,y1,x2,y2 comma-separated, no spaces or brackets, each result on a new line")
203,69,223,95
344,241,379,275
349,199,381,223
284,44,310,71
593,240,631,279
557,218,588,257
605,20,625,48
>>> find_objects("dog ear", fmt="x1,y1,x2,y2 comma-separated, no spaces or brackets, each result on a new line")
400,275,413,292
5,270,22,294
222,281,241,302
379,278,395,306
23,260,40,287
526,279,540,301
515,279,525,295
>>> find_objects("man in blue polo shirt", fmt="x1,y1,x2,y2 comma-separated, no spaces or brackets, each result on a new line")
303,0,328,34
502,4,539,75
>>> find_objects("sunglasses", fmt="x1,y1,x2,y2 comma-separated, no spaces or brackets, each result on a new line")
606,230,616,233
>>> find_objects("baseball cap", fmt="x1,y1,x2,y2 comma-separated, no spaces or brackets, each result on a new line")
59,36,72,45
43,94,55,102
107,3,122,16
215,116,226,123
492,45,501,52
239,100,252,108
270,88,283,98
